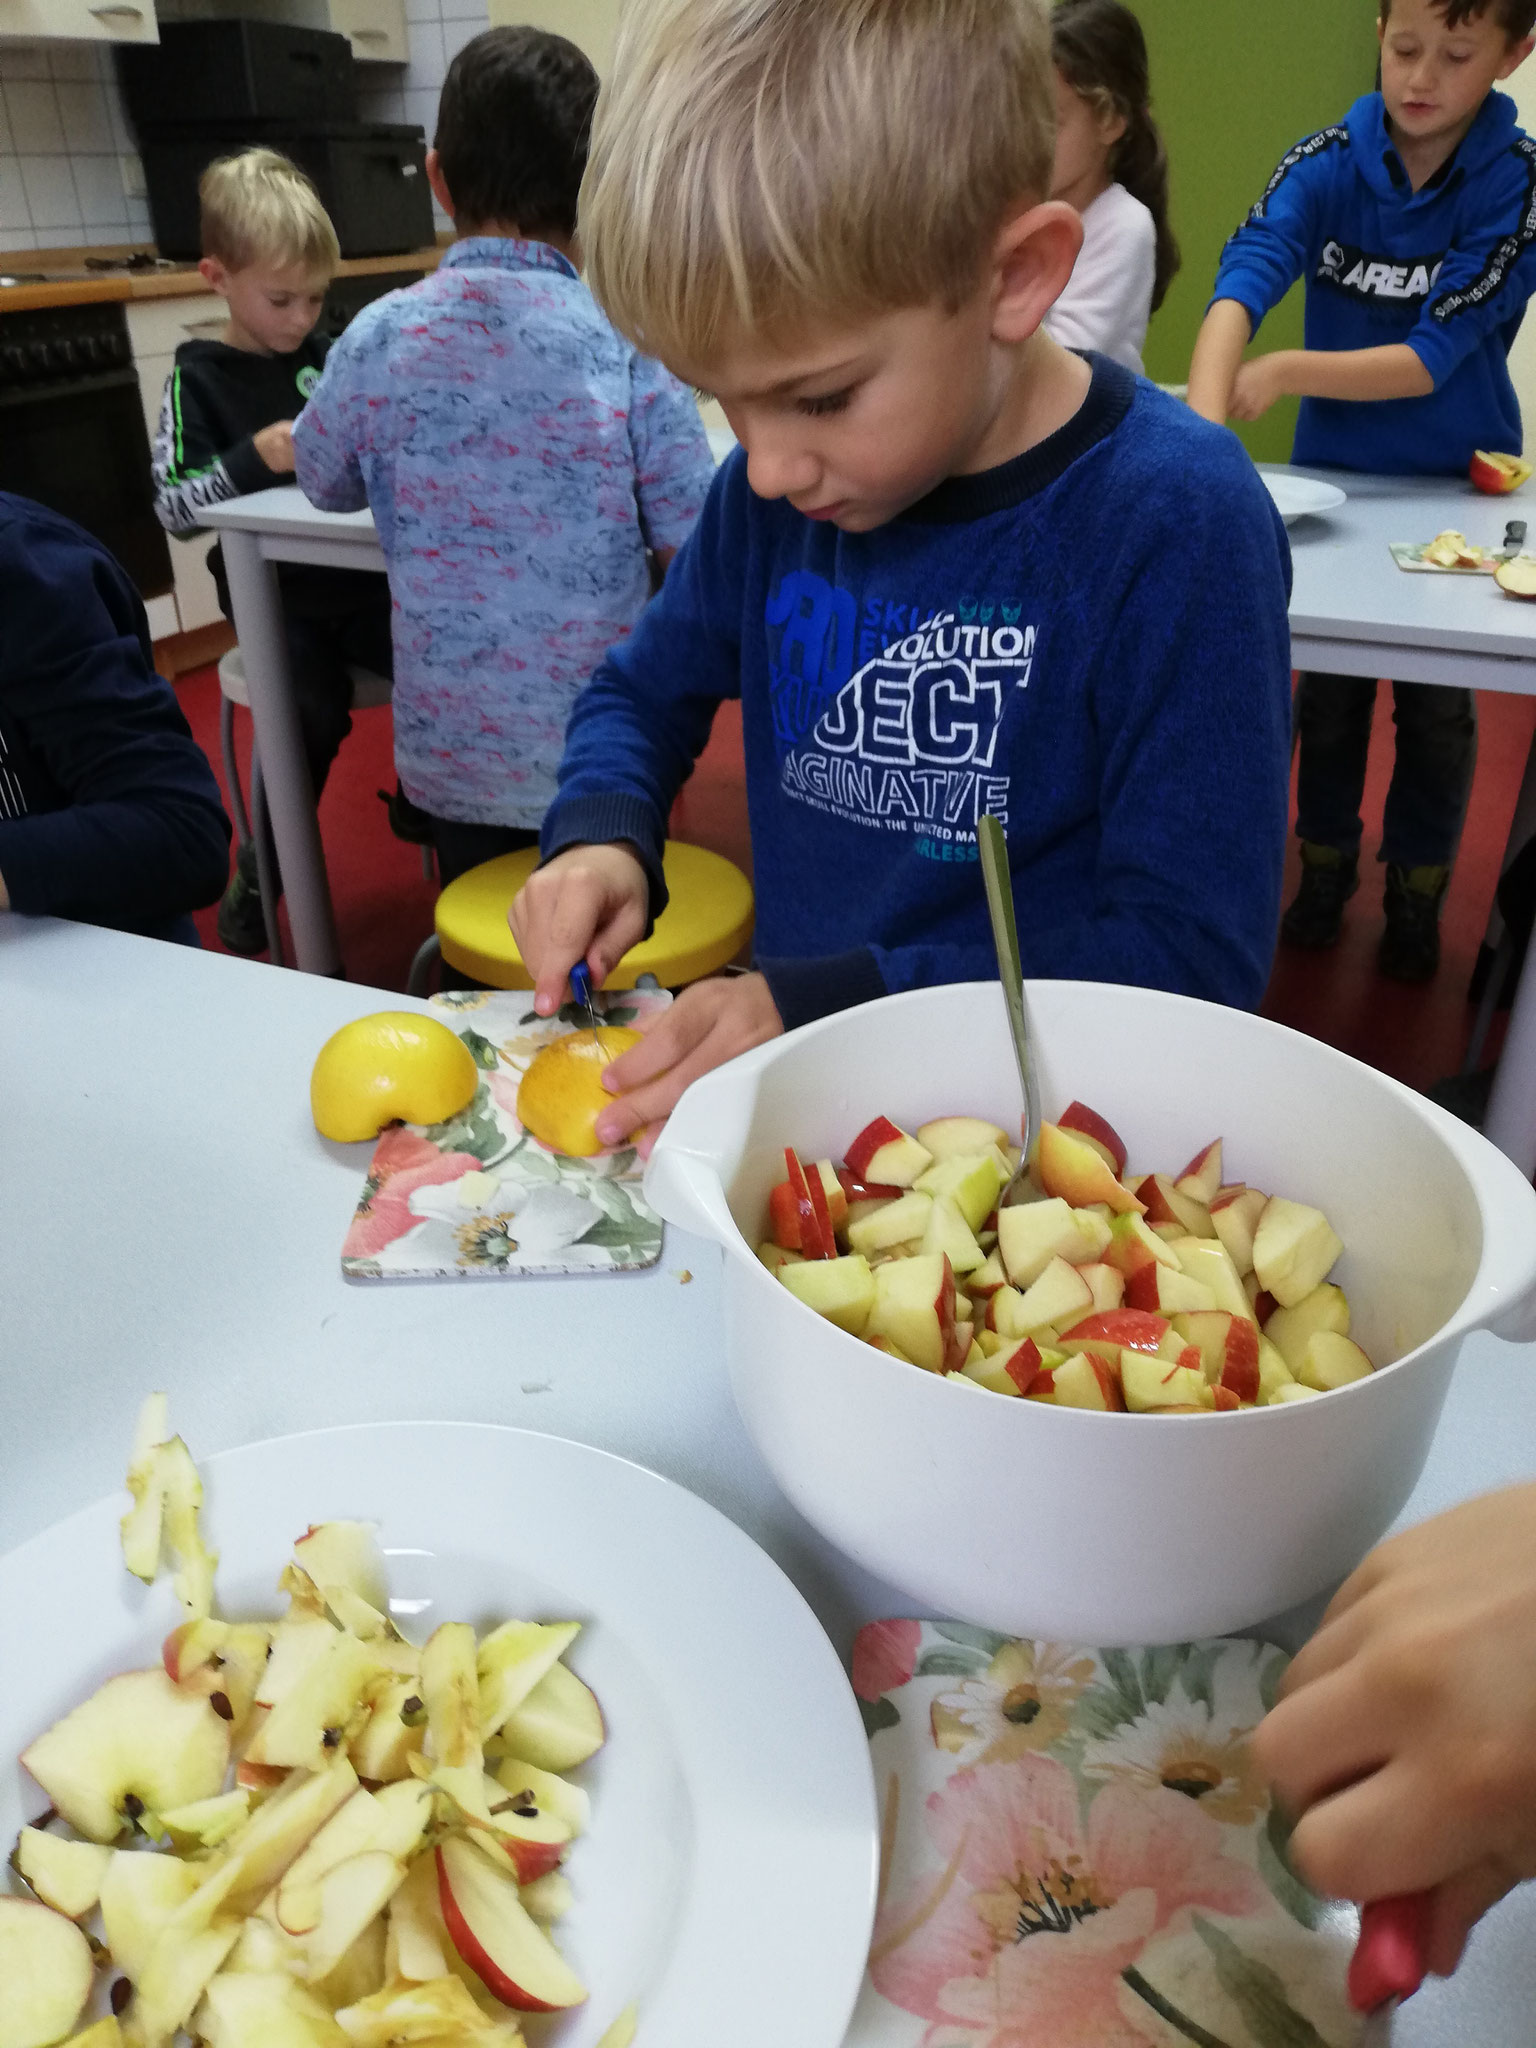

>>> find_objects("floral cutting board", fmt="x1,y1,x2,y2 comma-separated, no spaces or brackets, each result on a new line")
845,1623,1369,2048
340,989,668,1280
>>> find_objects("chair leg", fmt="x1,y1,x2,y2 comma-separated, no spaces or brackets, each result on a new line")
221,697,251,846
407,935,441,997
249,754,288,969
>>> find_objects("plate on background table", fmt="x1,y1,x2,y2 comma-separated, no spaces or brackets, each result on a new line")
1263,472,1349,525
0,1421,879,2047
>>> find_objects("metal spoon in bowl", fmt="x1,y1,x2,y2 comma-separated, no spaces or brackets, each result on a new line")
978,814,1040,1204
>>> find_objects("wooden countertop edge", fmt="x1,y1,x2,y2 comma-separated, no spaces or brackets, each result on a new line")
0,246,444,317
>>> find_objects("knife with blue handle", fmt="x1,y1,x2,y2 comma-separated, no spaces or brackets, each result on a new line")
570,962,607,1055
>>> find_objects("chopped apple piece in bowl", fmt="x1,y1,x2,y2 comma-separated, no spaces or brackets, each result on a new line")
761,1104,1373,1415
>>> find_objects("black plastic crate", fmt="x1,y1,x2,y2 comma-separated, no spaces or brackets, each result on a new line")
119,20,355,128
140,123,434,262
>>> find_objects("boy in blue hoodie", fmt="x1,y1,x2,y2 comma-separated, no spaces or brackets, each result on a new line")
507,0,1293,1155
1189,0,1536,983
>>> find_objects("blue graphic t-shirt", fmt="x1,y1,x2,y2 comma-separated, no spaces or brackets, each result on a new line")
542,357,1294,1028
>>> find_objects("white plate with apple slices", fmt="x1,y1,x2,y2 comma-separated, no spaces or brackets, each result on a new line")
0,1421,879,2047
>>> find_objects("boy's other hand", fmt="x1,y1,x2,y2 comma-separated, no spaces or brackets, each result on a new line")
1228,355,1288,422
253,420,297,474
509,842,650,1017
1253,1484,1536,1976
592,972,783,1158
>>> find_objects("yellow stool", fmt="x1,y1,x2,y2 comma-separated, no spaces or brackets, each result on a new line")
407,841,755,993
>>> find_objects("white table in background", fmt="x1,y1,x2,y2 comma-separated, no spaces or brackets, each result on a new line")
1277,466,1536,1176
200,489,385,981
1,914,1534,2044
204,474,1536,1174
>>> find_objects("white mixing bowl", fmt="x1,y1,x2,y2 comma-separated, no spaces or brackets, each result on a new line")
645,981,1536,1644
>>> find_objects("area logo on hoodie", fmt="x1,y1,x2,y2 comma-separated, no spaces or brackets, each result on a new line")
1314,240,1445,302
767,570,1034,847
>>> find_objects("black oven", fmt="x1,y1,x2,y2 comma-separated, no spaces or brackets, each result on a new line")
0,299,173,601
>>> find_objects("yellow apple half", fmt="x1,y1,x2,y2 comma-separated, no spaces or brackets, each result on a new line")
1470,448,1534,495
516,1028,643,1157
311,1012,479,1142
1496,556,1536,600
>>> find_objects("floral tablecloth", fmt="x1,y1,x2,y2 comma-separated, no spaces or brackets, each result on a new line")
845,1623,1365,2048
340,990,668,1280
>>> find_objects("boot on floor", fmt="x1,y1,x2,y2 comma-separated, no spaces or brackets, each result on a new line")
1379,864,1450,984
1280,842,1359,949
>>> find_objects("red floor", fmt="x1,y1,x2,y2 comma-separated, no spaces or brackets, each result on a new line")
178,666,1533,1096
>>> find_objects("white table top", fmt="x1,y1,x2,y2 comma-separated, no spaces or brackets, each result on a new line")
1274,464,1536,674
207,467,1536,676
200,485,379,544
1,912,1534,2041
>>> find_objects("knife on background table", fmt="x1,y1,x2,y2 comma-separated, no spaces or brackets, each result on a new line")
1350,1893,1430,2043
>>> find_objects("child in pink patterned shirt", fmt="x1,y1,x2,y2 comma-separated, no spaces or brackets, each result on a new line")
293,26,716,882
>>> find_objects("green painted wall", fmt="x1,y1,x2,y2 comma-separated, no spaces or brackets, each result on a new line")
1136,1,1379,460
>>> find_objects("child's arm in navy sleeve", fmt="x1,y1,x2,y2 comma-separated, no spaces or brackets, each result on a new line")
540,465,744,921
0,518,231,927
1188,127,1338,422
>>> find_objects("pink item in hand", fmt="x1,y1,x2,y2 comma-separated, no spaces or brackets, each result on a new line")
1348,1893,1431,2012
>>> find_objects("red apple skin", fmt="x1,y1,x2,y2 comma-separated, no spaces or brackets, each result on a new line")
1057,1101,1128,1177
938,1258,966,1374
235,1758,287,1793
768,1182,801,1252
1254,1290,1278,1327
1220,1319,1261,1404
162,1622,214,1686
1036,1123,1143,1215
805,1158,839,1258
1213,1385,1241,1412
1123,1266,1160,1313
784,1150,834,1260
497,1834,566,1885
844,1118,906,1182
1026,1368,1057,1402
1086,1356,1126,1411
1174,1140,1223,1202
1058,1310,1170,1353
1002,1339,1043,1394
1471,450,1531,495
436,1847,564,2013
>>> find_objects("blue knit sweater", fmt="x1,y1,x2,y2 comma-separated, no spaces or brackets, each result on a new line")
1213,90,1536,474
0,493,230,941
542,358,1294,1029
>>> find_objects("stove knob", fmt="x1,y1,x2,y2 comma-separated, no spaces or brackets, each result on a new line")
0,344,26,381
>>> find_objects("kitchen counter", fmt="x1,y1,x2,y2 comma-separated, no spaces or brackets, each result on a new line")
0,244,444,315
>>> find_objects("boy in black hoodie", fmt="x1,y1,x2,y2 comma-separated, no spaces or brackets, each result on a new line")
152,147,393,954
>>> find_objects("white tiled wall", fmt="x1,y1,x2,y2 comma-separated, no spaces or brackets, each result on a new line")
356,0,492,232
0,43,151,256
0,0,477,260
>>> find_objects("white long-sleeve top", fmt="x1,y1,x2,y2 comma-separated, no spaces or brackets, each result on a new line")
1043,181,1158,377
